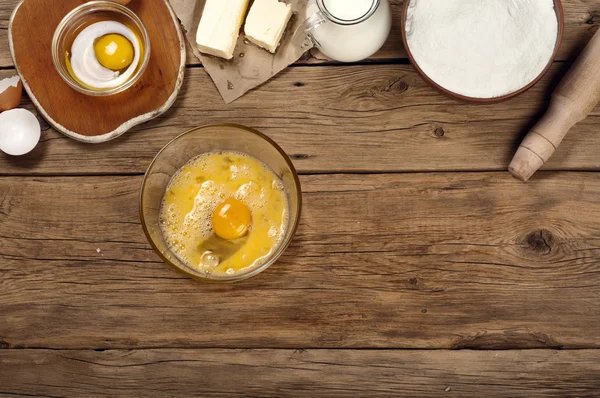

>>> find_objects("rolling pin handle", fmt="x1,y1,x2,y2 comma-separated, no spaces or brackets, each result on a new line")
509,146,546,182
509,27,600,181
509,96,583,182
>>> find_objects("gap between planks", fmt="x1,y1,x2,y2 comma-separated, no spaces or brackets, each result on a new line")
0,170,599,178
2,346,600,351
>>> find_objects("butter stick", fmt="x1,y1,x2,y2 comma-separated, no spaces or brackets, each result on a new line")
244,0,293,53
196,0,250,60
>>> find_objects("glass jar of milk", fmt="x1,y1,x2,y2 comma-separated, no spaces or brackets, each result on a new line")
300,0,392,63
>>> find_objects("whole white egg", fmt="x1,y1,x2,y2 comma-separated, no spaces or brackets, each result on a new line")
0,109,41,156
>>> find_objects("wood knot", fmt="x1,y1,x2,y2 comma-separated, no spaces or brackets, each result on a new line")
395,81,408,93
525,229,555,255
434,127,445,138
421,308,428,314
409,277,418,285
454,330,562,349
290,154,310,160
293,82,306,87
384,79,408,93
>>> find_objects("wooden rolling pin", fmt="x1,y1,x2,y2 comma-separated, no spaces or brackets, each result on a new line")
509,28,600,182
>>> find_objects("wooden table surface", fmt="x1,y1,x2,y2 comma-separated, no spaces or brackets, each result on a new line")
2,0,600,396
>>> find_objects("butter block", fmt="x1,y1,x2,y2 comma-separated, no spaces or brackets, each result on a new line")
196,0,250,60
244,0,293,53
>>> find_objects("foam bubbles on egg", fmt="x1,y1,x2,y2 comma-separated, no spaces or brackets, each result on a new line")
159,151,289,277
183,180,227,242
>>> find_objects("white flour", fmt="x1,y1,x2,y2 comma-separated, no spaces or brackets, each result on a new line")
405,0,558,98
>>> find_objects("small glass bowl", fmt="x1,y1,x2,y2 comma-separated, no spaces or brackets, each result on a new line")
140,124,303,283
52,1,151,96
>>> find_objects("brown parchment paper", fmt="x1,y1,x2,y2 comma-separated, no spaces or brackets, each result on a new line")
169,0,310,103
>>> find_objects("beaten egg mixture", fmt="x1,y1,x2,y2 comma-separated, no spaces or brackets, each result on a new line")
160,152,289,277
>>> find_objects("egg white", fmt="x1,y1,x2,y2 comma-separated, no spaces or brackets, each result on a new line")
70,21,141,90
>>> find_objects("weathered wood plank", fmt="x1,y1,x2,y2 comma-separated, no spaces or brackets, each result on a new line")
0,0,599,67
1,173,600,349
3,63,600,175
1,349,600,397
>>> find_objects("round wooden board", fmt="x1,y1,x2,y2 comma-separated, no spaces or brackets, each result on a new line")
8,0,186,143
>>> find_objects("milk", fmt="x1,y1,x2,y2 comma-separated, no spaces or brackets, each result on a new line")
306,0,392,63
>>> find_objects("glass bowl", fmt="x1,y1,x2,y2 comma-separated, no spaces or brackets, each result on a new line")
140,124,303,283
52,1,151,96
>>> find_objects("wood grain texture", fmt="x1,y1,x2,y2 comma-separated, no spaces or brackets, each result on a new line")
1,173,600,349
9,0,184,140
1,0,600,68
2,349,600,397
3,63,600,175
2,0,600,392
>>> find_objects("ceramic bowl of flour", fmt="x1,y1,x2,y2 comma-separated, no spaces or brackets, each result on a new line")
401,0,564,103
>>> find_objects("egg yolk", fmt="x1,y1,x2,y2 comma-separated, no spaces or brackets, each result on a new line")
94,34,134,71
212,198,252,240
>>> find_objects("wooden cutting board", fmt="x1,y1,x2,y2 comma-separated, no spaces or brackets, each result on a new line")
8,0,186,143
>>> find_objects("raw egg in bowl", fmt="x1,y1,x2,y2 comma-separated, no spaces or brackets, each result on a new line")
140,125,302,282
52,1,150,96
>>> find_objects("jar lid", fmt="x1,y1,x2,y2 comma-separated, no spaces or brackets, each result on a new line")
317,0,380,26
